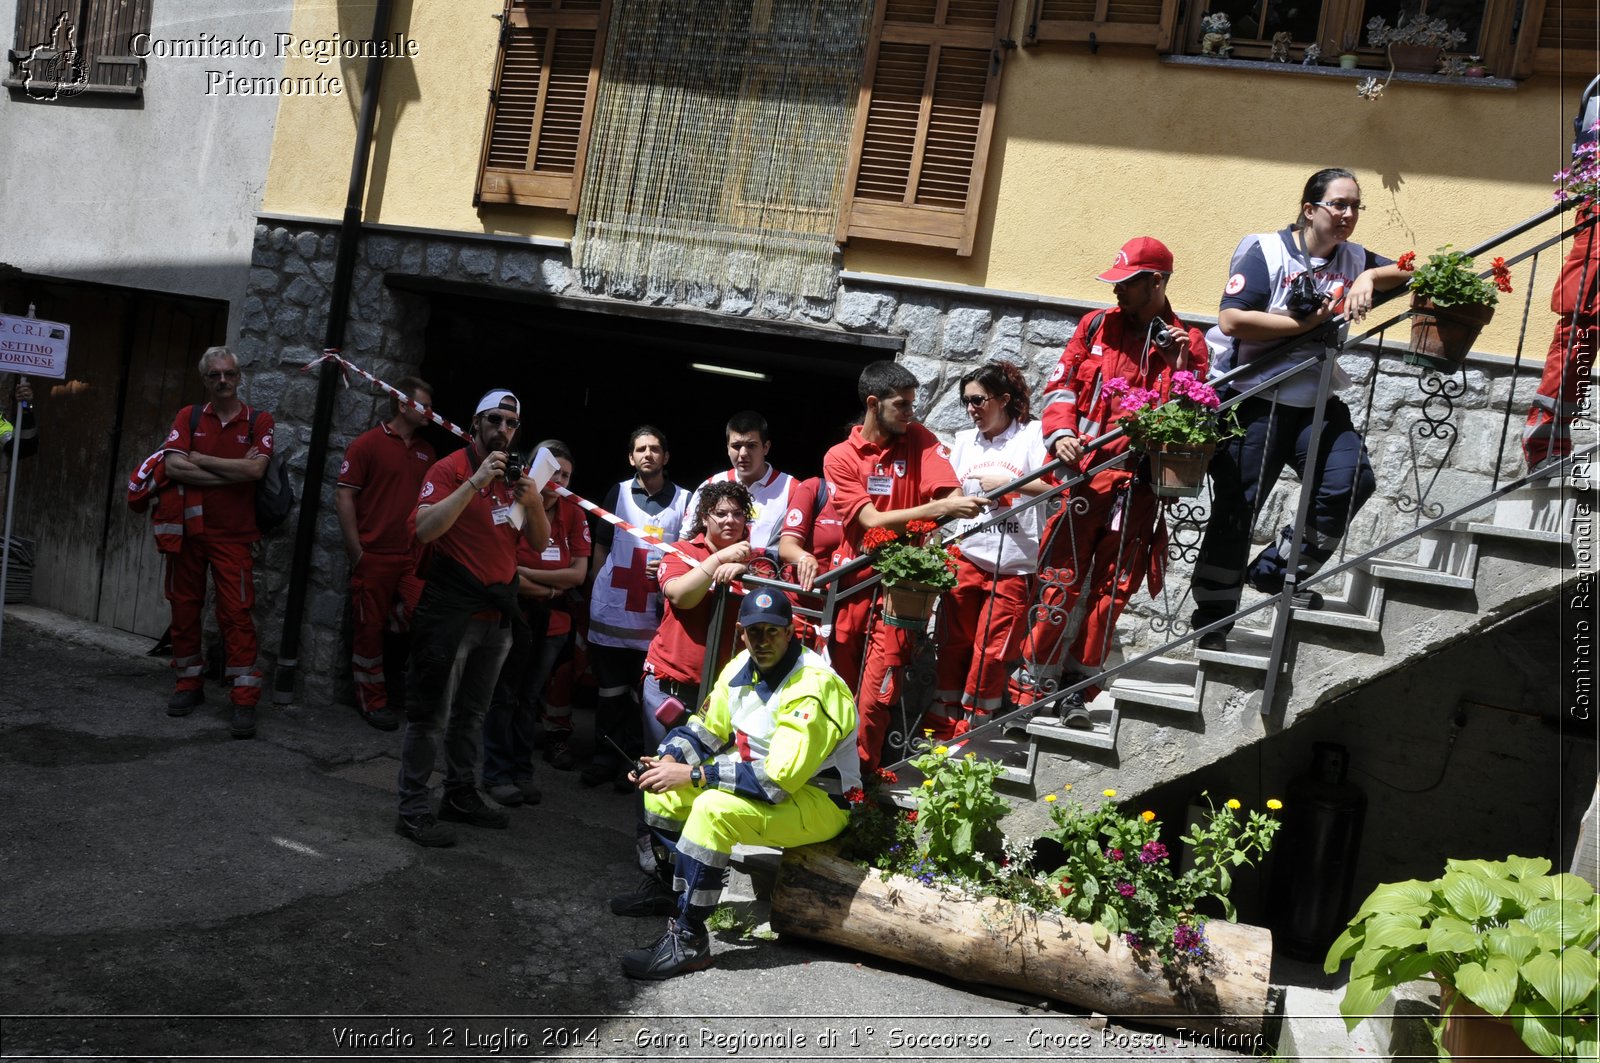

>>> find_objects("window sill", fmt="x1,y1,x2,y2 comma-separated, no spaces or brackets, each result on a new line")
1159,54,1518,91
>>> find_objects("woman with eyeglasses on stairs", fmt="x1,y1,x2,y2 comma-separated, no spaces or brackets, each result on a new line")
1188,168,1410,650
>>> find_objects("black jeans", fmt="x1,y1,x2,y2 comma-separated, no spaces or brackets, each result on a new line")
1191,395,1376,628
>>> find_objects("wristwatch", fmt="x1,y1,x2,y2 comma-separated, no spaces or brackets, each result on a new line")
689,766,704,789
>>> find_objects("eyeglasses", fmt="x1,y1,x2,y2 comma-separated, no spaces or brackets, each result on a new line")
961,394,994,408
1314,200,1365,215
482,413,520,430
204,370,240,381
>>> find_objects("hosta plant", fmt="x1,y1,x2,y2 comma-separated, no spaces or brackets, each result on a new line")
1324,855,1599,1060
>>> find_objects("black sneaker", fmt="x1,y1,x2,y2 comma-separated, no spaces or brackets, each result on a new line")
1060,691,1092,729
438,790,509,829
166,689,204,717
611,874,678,917
620,921,712,980
359,705,399,732
543,738,576,771
1290,588,1324,611
229,704,256,739
394,812,457,848
1196,630,1228,652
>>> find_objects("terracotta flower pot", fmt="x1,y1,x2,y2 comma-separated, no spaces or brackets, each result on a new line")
1438,986,1538,1060
1149,442,1216,498
1388,43,1440,73
881,581,941,630
1407,294,1495,372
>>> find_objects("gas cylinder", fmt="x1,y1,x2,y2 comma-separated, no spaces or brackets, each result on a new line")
1269,742,1368,962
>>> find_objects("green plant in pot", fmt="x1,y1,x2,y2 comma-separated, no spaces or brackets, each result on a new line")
862,520,957,627
1324,855,1599,1059
1399,245,1513,371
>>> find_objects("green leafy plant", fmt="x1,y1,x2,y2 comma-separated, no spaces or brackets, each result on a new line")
1324,855,1599,1060
1400,245,1512,308
907,743,1012,882
861,519,958,590
1041,790,1282,966
1107,371,1242,451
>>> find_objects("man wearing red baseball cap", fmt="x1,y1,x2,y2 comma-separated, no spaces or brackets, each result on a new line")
1010,238,1209,729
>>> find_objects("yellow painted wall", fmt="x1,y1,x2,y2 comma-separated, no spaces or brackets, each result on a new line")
263,2,1582,353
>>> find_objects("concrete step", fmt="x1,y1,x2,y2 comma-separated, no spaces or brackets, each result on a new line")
1291,568,1384,634
1364,558,1477,590
1106,655,1201,713
1195,626,1273,672
1276,981,1439,1063
1026,696,1119,751
1464,519,1572,546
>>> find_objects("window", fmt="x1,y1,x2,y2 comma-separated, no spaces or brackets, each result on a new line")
1027,0,1180,47
6,0,151,96
836,0,1017,256
476,0,612,212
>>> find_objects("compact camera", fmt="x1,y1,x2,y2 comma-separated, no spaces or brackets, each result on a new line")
502,453,527,485
1148,320,1179,350
1285,273,1326,318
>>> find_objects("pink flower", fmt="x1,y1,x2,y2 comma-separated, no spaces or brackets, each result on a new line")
1116,881,1136,898
1102,377,1131,397
1138,841,1169,864
1105,847,1124,861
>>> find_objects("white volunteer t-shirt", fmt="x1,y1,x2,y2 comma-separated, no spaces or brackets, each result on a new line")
945,419,1049,575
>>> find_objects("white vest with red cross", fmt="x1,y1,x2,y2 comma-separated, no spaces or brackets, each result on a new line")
588,478,690,651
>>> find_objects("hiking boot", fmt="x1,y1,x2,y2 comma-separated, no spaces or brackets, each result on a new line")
620,921,712,980
229,704,256,740
359,705,399,732
394,812,457,848
486,782,524,808
166,689,204,717
1290,588,1324,611
610,874,678,917
1196,630,1228,653
543,738,576,771
438,789,509,829
1060,691,1092,730
516,780,543,805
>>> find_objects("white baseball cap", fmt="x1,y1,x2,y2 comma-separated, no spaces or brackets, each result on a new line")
475,389,521,418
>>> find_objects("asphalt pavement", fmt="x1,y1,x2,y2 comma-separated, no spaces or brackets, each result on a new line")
0,605,1287,1062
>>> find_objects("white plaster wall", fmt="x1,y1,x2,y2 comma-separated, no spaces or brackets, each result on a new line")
0,1,297,337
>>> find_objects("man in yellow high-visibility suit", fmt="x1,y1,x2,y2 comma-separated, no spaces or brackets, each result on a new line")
613,589,860,980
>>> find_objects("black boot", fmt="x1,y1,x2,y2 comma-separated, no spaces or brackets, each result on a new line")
619,920,711,980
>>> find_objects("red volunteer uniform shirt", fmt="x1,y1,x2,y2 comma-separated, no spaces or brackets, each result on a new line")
416,447,523,586
822,422,960,566
167,403,276,543
517,498,592,637
779,476,844,574
339,422,436,554
644,537,742,685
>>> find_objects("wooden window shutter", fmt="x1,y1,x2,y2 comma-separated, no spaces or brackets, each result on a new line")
837,0,1016,257
476,0,611,212
1026,0,1179,48
1512,0,1599,78
7,0,151,95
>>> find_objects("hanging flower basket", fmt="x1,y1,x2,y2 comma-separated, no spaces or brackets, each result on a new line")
1150,442,1216,498
1406,295,1495,372
881,581,941,630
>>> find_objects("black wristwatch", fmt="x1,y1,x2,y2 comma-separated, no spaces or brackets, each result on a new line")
689,766,704,789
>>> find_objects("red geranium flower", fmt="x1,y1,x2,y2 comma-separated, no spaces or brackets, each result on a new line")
1397,250,1416,272
1492,255,1514,294
905,810,918,823
861,527,897,552
874,767,899,783
843,786,866,805
905,519,938,535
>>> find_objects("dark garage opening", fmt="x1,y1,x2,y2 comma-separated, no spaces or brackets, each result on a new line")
402,280,898,503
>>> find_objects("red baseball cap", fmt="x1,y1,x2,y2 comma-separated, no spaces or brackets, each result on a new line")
1096,237,1174,283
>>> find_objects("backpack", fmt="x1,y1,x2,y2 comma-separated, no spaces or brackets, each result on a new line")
189,405,294,533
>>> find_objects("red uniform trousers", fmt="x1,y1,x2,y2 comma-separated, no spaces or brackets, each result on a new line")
932,558,1032,727
349,550,423,714
165,536,261,706
1524,208,1599,468
1020,471,1159,701
831,589,914,776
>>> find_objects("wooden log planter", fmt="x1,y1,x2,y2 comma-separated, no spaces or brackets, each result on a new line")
771,844,1274,1038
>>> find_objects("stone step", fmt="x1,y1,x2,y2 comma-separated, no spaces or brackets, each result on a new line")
1106,655,1202,713
1290,569,1384,634
1026,701,1120,751
1365,558,1477,590
1464,519,1572,546
1195,626,1274,671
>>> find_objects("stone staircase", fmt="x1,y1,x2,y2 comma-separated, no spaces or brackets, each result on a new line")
929,470,1593,804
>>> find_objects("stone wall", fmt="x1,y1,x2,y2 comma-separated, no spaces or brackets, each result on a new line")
237,219,1545,706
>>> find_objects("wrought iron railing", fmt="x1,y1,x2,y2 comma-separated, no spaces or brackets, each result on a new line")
695,200,1595,774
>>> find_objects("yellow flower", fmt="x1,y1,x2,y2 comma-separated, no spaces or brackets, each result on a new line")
965,752,976,760
1226,798,1241,810
1141,810,1156,822
922,779,934,788
1063,783,1073,791
1102,788,1117,798
923,729,934,737
934,745,949,756
1044,794,1058,803
1267,798,1283,811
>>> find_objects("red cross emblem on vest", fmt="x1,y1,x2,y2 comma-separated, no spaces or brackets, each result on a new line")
612,546,656,612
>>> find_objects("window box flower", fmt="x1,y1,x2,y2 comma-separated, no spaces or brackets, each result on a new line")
1399,246,1513,371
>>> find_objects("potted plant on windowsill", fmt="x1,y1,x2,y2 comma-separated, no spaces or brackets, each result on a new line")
1399,246,1513,372
1366,12,1467,74
1107,371,1240,497
861,519,957,629
1323,855,1598,1060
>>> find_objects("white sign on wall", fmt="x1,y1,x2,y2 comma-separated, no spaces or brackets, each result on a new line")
0,314,71,379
